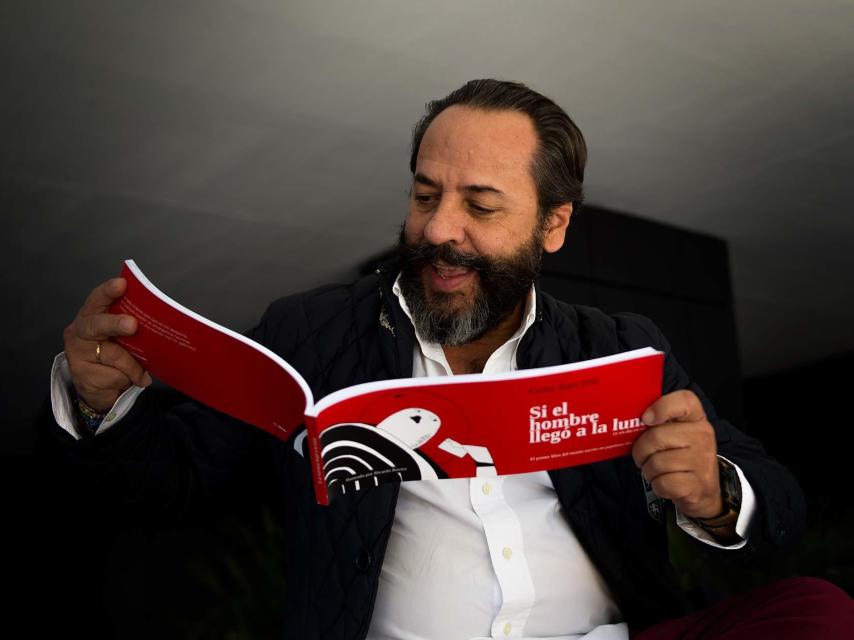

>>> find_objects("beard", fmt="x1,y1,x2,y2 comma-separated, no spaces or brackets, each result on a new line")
396,225,544,346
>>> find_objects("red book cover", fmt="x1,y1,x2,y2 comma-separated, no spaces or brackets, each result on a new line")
110,259,663,506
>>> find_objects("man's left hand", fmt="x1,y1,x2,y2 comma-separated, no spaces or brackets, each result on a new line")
632,390,723,519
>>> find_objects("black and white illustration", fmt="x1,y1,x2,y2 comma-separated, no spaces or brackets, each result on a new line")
315,403,497,498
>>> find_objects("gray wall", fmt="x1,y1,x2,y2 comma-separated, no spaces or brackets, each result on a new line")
3,1,854,454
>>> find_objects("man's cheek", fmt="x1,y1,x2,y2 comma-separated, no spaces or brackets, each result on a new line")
402,215,424,245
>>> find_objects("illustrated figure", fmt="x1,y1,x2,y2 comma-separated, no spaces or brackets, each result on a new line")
318,405,497,497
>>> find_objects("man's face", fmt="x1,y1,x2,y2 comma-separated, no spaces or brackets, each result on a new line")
398,106,551,345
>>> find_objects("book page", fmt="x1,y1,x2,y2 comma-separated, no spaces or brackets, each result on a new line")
307,348,663,505
110,260,313,441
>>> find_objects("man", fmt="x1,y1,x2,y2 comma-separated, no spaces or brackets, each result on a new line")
46,79,850,638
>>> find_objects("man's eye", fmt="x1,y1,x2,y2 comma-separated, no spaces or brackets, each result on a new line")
469,203,496,215
414,194,435,205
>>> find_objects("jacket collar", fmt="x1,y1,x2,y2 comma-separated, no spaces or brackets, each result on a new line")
372,257,416,379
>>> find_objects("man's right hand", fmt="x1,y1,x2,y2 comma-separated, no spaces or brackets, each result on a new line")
63,277,153,413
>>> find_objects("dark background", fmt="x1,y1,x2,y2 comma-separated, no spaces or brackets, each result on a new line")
2,1,853,637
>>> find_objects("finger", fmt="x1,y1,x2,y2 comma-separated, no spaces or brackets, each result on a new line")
91,340,152,387
641,389,705,426
79,277,127,317
66,337,152,388
631,420,715,469
640,447,701,484
632,422,691,468
75,312,138,341
647,471,703,505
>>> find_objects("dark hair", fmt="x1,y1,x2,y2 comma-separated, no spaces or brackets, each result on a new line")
409,79,587,221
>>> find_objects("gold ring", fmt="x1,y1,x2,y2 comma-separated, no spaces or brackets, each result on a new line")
95,341,102,364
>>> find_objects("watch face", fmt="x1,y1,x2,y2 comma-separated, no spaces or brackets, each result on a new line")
642,475,666,523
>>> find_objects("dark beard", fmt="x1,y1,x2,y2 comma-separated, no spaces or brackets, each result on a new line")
396,226,544,346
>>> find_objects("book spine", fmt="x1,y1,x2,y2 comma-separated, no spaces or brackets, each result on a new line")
305,414,329,506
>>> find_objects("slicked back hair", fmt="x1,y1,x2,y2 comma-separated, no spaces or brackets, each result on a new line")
409,79,587,223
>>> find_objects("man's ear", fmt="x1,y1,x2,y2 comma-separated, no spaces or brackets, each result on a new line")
542,203,572,254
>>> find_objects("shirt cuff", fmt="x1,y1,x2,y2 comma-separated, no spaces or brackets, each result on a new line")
674,455,757,550
50,351,146,440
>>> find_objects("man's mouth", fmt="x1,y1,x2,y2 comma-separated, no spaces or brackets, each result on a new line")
427,261,476,292
432,262,473,280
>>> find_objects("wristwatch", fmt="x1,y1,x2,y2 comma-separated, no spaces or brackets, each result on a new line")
690,457,742,531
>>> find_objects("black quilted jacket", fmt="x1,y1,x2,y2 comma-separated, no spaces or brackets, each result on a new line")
42,261,806,638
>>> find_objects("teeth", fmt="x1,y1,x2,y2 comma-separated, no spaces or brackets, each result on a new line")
434,264,469,280
434,263,468,274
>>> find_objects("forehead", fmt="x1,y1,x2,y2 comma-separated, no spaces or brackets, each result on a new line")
416,106,538,187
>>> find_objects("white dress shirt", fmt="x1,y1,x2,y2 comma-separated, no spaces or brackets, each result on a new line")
49,278,756,640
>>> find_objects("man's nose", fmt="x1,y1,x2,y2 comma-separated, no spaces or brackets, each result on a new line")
422,197,467,247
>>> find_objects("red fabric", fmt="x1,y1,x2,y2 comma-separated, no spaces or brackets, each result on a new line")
631,577,854,640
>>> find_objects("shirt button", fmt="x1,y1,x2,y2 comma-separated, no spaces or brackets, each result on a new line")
502,547,512,560
482,482,492,495
503,622,512,635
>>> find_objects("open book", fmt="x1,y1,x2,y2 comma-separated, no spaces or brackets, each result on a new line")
110,260,664,505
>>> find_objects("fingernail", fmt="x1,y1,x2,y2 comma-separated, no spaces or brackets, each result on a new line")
641,410,655,426
120,317,135,332
142,372,153,386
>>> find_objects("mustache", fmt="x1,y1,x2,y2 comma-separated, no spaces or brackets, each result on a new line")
398,240,491,272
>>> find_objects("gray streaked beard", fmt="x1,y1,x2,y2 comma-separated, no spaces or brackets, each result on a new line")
401,276,494,346
396,226,544,346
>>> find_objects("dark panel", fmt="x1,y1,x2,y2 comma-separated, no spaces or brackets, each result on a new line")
538,274,596,307
589,208,680,296
673,232,732,304
685,301,743,425
592,285,694,374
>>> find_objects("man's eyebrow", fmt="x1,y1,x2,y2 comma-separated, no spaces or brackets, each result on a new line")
413,173,506,197
463,184,505,197
413,173,440,189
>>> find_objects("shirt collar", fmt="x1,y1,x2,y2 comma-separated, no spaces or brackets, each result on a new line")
391,273,538,359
